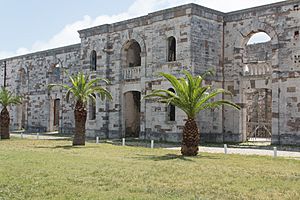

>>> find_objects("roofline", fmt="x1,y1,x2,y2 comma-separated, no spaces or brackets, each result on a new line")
226,0,299,15
78,3,224,36
0,43,81,63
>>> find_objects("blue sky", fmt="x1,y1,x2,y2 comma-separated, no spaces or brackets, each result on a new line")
0,0,282,59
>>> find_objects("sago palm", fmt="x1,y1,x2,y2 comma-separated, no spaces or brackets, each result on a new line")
0,87,22,139
49,72,112,146
144,71,240,156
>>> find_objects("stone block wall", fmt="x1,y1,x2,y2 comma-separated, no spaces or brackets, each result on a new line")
0,44,80,133
1,1,300,145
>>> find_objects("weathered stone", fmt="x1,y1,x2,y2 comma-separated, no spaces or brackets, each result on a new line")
0,1,299,145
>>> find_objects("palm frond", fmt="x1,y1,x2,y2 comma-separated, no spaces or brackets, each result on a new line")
0,87,23,107
48,72,113,107
144,70,240,119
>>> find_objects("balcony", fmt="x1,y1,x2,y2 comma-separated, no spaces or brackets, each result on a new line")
123,66,141,80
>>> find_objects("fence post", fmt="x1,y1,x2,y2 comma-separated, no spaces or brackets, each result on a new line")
96,136,99,144
122,138,125,146
273,147,277,158
151,140,154,149
224,144,228,154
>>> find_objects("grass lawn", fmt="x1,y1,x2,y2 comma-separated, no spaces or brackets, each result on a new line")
0,138,299,200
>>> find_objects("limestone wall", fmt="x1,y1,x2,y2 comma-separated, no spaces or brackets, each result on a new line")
224,0,300,144
1,1,300,145
0,44,80,132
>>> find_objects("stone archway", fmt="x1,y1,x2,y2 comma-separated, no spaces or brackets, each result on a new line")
234,22,278,142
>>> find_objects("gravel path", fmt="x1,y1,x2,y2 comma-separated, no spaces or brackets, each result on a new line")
167,146,300,158
10,133,300,158
10,133,70,140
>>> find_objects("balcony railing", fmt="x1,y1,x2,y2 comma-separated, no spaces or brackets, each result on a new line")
243,63,272,76
123,66,141,80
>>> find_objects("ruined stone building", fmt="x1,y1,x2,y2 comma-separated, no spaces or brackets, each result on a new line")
1,0,300,145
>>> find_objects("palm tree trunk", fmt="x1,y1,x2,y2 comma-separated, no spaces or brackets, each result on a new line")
73,100,87,146
181,118,199,156
0,107,10,139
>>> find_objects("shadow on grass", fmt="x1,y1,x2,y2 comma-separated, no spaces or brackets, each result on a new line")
35,145,100,150
105,139,181,149
133,153,220,162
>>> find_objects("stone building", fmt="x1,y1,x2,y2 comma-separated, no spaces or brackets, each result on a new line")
0,0,300,145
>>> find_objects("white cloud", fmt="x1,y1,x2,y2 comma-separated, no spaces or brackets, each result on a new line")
0,0,282,59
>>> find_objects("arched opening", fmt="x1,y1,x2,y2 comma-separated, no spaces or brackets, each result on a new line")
53,99,60,130
242,31,273,142
90,50,97,71
247,32,271,45
167,88,175,121
19,68,26,85
125,40,141,67
89,94,96,120
124,91,141,137
48,64,60,83
167,36,176,62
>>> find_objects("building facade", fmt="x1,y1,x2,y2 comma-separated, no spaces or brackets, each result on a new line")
1,0,300,145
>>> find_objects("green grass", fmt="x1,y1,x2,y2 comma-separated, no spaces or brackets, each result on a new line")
0,138,299,200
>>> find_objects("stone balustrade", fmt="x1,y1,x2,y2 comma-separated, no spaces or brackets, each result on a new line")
123,66,141,80
243,63,272,76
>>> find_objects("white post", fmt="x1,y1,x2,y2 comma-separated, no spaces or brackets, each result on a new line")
37,133,39,140
273,147,277,158
122,138,125,146
224,144,228,154
21,132,23,139
151,140,154,149
96,136,99,144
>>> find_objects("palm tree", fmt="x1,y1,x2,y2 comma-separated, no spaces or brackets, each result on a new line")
144,71,240,156
0,87,22,139
49,72,112,146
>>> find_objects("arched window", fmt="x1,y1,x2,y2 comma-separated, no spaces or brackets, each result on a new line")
167,36,176,62
168,88,176,121
18,68,26,85
126,41,141,67
247,32,271,45
90,50,97,71
89,94,96,120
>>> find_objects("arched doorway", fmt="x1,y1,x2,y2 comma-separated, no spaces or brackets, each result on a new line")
124,91,141,137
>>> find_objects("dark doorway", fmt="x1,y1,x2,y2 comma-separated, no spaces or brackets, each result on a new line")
126,41,141,67
168,88,176,121
124,91,141,137
53,99,60,130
